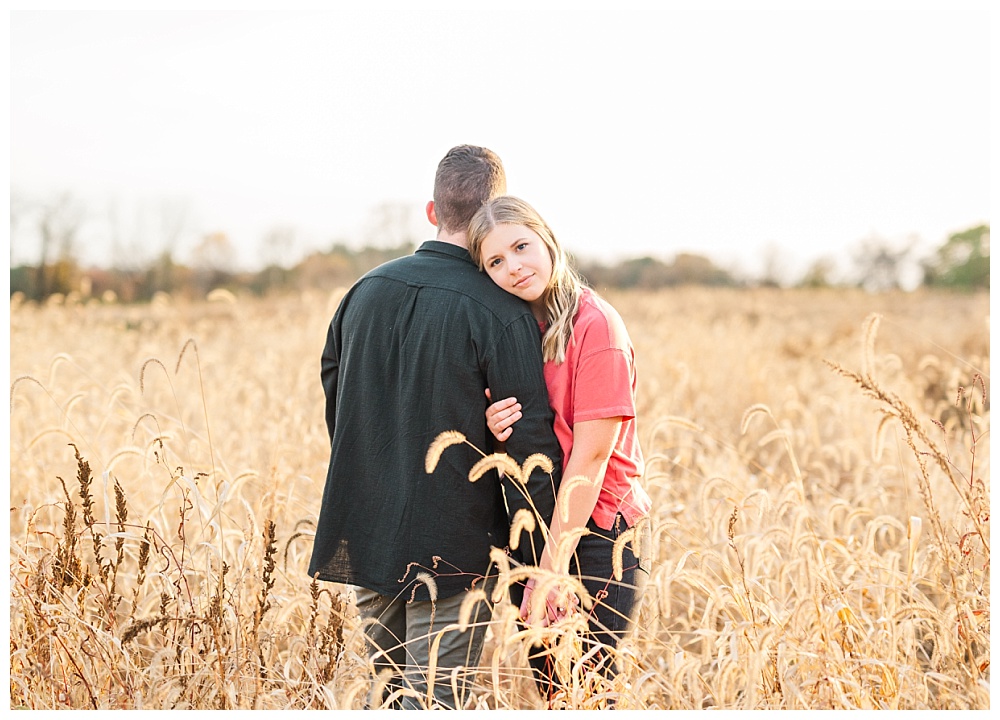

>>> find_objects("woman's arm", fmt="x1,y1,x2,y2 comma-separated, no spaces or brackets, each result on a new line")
538,416,621,573
485,395,626,622
520,416,622,625
485,397,622,568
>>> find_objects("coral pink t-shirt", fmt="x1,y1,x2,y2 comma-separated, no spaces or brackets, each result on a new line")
543,288,651,530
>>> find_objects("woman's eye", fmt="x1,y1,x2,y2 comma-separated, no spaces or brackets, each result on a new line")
488,258,502,268
516,242,528,251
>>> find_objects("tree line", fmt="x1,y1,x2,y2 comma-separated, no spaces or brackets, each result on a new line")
8,193,989,303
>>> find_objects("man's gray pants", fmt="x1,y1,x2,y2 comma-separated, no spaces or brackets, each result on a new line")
354,581,494,710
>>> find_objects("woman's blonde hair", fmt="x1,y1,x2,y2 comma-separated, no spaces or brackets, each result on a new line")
468,196,585,364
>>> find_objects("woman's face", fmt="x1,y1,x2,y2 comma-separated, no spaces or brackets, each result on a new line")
480,223,553,314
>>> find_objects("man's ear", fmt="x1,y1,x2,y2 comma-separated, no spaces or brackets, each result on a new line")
425,201,438,227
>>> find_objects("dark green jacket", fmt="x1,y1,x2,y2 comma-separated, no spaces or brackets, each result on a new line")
308,241,562,601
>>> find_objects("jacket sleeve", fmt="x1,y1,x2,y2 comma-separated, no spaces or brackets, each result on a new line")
320,309,342,442
486,315,564,566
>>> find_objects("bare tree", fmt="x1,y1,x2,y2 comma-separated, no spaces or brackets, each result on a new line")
758,242,789,288
149,198,190,297
10,188,32,267
256,225,298,294
36,192,85,300
157,197,190,255
109,197,190,270
108,201,142,272
106,196,192,299
191,231,237,293
851,234,918,292
362,201,423,249
259,225,297,269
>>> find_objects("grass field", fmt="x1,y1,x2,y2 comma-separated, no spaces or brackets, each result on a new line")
8,286,990,709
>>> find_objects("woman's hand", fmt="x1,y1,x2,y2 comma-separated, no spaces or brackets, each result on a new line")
484,388,522,442
519,577,579,627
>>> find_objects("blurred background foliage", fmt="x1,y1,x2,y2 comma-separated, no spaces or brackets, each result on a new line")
8,192,989,303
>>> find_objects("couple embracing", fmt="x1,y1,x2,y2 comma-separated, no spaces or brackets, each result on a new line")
308,145,652,709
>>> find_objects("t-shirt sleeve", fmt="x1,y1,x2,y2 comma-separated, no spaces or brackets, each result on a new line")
573,346,636,422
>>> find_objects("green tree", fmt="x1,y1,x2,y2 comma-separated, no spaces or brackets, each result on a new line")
798,256,838,288
671,253,736,286
922,224,989,290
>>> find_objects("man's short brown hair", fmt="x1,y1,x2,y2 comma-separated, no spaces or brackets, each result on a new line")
433,145,507,235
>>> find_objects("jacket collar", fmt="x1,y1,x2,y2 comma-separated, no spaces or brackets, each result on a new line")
416,240,475,265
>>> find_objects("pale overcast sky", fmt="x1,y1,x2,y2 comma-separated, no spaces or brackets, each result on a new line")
8,1,993,282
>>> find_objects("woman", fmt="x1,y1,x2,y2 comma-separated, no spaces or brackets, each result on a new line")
467,195,652,701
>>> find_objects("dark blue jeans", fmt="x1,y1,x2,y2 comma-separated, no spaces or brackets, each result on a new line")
528,513,652,703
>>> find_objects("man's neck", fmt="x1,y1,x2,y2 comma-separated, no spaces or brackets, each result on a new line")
435,229,468,250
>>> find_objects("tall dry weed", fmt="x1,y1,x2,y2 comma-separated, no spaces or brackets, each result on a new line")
9,287,988,709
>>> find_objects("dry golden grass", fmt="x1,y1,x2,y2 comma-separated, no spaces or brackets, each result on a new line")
8,286,989,709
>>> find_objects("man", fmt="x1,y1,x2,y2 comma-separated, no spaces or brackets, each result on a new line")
308,145,563,709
